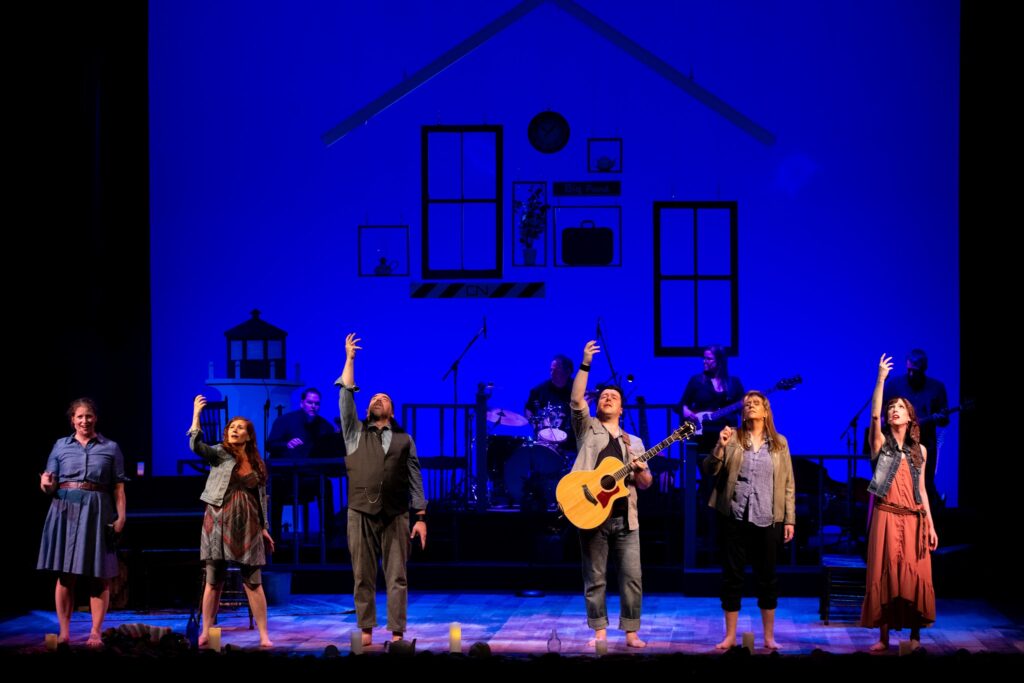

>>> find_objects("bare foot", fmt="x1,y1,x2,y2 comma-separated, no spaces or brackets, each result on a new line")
764,639,781,651
259,638,274,648
198,634,209,648
86,633,103,648
869,640,889,652
361,631,373,647
626,633,646,649
391,632,403,642
908,639,921,651
715,636,736,650
57,634,70,645
587,627,608,648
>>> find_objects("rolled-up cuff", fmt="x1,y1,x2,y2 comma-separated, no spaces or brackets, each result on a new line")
618,617,640,632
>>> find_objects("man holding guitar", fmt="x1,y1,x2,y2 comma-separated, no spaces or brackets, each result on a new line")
568,340,652,649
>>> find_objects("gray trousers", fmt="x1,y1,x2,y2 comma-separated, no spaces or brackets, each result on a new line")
347,508,410,632
579,514,642,631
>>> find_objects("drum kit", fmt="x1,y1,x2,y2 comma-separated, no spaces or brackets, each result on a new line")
485,403,571,509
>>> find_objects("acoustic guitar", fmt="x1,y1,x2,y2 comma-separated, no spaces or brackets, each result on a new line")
556,421,696,529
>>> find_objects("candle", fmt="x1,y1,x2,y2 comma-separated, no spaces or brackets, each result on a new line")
742,632,754,653
44,634,58,651
449,622,462,653
208,626,221,652
595,638,608,656
350,629,363,655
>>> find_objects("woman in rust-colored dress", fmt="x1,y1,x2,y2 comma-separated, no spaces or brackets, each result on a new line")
861,354,938,652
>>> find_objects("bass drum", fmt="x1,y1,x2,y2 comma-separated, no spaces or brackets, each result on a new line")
503,442,564,508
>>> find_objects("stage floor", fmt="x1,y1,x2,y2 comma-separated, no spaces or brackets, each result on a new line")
2,594,1021,656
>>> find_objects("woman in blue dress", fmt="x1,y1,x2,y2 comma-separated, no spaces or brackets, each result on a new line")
188,394,275,648
38,398,127,646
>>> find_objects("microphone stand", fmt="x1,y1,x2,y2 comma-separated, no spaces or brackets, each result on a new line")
441,323,485,506
442,324,485,405
839,393,872,551
839,394,873,461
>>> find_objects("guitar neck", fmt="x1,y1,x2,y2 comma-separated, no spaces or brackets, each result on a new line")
608,433,682,481
919,405,961,426
636,433,681,464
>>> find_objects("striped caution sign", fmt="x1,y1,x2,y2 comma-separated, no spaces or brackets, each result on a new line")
410,282,545,298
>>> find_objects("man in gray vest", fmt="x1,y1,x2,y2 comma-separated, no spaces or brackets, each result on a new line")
337,333,427,647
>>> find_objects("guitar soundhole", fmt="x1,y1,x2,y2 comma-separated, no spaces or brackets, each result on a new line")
600,475,616,491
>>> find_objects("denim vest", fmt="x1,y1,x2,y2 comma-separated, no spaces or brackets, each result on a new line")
189,430,270,528
867,435,922,504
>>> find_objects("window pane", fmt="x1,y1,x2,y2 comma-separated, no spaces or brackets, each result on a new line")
427,132,462,199
426,203,465,271
696,208,732,276
462,132,497,199
696,280,732,348
246,340,264,360
660,208,695,276
461,202,498,270
659,280,695,348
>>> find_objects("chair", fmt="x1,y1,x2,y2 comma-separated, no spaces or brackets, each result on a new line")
200,398,230,445
198,563,254,630
819,554,866,624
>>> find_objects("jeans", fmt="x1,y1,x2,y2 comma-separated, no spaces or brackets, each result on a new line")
579,515,642,631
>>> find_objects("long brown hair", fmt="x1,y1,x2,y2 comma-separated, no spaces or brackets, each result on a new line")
883,397,923,468
738,390,784,454
701,345,730,383
221,417,267,483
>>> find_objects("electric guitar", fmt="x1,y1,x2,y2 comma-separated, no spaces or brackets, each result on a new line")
556,421,696,529
686,375,802,435
918,399,973,428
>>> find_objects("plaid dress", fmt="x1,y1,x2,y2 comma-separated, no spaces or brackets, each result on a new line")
200,470,265,566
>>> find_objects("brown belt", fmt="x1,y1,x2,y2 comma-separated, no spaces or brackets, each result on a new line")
59,481,109,493
875,500,929,559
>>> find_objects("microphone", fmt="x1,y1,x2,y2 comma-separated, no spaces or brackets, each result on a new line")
596,317,602,340
482,315,487,339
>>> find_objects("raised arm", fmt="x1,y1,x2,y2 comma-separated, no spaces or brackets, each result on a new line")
188,394,219,462
341,332,360,388
571,340,599,411
870,354,893,456
337,333,363,455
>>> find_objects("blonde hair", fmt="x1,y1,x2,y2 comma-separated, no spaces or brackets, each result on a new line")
738,391,784,454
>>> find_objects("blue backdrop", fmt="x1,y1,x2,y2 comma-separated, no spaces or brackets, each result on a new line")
149,1,960,503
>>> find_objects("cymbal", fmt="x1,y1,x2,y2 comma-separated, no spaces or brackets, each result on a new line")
486,407,528,427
